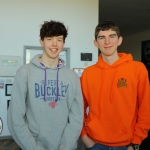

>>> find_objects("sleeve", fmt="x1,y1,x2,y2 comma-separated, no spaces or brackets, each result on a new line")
59,74,84,150
131,64,150,144
7,67,43,150
80,72,89,137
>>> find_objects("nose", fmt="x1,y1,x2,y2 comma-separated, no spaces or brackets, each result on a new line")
52,38,57,46
105,37,110,44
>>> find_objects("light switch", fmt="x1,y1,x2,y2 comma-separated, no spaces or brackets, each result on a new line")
84,62,88,66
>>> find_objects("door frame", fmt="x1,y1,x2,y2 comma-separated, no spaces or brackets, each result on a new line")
24,46,70,68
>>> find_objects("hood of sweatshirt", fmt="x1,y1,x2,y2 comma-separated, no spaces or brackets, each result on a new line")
30,54,64,69
30,54,64,102
96,53,133,69
96,53,133,103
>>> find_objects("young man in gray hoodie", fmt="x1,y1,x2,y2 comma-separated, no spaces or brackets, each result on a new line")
7,20,83,150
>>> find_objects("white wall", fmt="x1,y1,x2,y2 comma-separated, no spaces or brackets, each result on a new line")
119,29,150,61
0,0,98,69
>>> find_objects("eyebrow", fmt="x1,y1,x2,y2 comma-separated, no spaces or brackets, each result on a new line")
57,36,63,39
98,34,117,38
46,36,63,38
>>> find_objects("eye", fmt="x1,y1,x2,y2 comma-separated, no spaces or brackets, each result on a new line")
58,39,63,42
110,35,116,38
98,36,104,40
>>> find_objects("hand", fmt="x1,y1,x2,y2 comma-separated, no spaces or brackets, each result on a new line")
81,135,95,148
127,145,134,150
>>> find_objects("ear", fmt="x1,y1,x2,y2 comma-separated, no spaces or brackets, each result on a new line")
39,39,43,47
94,40,98,48
118,36,123,46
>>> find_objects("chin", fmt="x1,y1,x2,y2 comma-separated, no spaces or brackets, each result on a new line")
50,56,59,59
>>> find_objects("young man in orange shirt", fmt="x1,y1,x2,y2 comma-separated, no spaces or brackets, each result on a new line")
80,20,150,150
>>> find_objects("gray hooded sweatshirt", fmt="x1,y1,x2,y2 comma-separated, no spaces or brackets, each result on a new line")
7,54,83,150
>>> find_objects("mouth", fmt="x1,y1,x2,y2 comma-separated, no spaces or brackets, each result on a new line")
104,46,112,48
50,48,58,52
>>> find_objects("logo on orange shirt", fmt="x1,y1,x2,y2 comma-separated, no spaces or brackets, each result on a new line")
117,78,127,88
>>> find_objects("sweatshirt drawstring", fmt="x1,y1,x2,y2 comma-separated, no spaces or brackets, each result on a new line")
110,68,118,103
98,67,117,117
98,68,105,118
55,68,59,102
40,62,60,102
40,62,47,101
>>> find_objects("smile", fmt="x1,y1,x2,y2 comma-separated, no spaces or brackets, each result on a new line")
50,48,58,52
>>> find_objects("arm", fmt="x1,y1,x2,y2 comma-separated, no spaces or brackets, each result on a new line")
79,73,95,148
81,135,95,148
59,75,84,150
80,93,95,148
131,64,150,144
7,68,42,150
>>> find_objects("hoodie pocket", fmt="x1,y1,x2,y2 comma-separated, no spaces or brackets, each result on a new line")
36,126,52,150
87,117,129,144
36,124,63,150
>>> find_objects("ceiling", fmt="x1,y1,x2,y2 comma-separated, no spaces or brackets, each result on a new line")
99,0,150,36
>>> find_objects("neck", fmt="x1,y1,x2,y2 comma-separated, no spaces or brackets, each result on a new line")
39,56,59,68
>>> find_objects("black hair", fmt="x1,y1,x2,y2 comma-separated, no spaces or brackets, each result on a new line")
40,20,68,42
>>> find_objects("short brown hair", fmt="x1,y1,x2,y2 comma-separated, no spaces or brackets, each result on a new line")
95,20,120,40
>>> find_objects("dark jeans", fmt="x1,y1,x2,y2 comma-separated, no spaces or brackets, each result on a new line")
86,143,127,150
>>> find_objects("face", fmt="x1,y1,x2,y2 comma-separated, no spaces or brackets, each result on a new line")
94,29,122,58
40,36,65,60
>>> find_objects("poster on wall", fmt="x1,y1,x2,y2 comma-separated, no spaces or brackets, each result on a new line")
5,84,12,96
